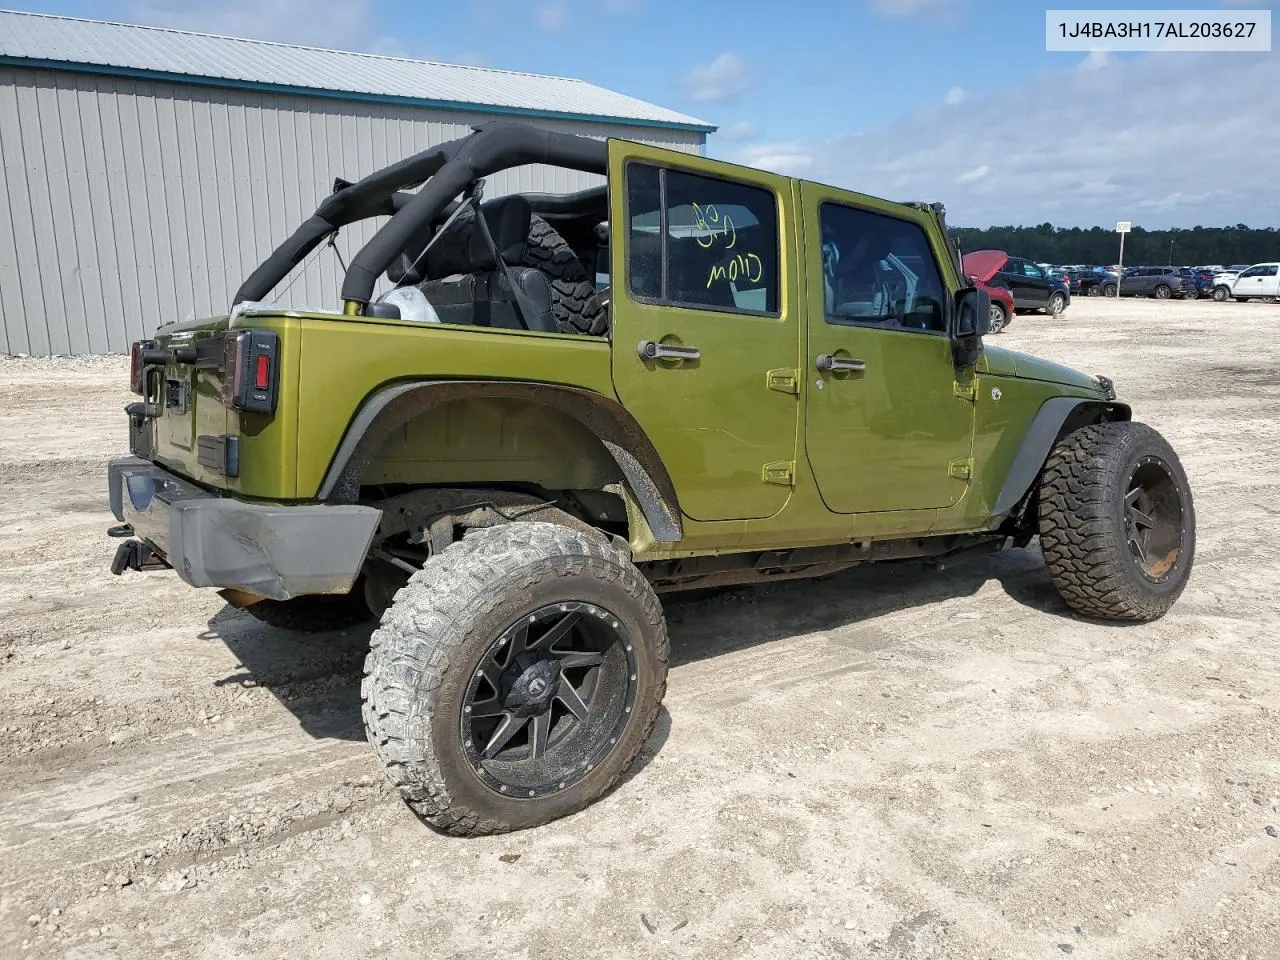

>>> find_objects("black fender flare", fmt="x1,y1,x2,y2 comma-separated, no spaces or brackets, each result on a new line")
991,396,1132,518
317,380,683,543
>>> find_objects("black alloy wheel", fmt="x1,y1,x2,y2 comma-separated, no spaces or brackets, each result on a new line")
1123,457,1185,583
461,601,636,798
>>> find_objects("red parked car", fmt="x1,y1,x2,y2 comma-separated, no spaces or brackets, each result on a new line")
961,250,1017,334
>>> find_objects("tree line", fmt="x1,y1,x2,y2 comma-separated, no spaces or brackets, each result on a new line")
950,223,1279,267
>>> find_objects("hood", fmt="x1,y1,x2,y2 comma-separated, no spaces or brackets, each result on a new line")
983,346,1101,392
961,249,1008,283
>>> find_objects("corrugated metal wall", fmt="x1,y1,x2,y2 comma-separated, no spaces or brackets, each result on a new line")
0,66,703,355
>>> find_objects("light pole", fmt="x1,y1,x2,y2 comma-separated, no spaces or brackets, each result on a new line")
1169,239,1175,266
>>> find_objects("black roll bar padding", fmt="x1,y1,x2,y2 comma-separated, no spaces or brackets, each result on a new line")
232,138,466,306
340,123,609,306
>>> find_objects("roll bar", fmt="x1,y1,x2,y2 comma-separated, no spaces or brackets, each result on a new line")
232,122,608,310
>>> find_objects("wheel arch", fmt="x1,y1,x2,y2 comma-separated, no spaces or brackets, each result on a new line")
991,396,1132,519
317,379,684,543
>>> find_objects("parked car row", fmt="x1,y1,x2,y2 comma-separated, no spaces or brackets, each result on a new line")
959,252,1280,330
962,250,1069,333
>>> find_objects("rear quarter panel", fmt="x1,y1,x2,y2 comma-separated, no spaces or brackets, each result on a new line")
292,314,614,499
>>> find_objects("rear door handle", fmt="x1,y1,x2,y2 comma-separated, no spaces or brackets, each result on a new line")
815,354,866,373
638,340,701,362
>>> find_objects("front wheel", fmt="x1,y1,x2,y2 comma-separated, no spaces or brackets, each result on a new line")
1103,283,1117,298
1047,292,1067,316
1153,284,1172,299
1038,422,1195,621
1212,286,1229,301
362,522,668,835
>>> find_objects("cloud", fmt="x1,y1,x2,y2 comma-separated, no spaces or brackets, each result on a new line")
1078,49,1112,72
720,121,760,141
683,52,751,103
128,0,373,49
536,1,568,32
728,51,1280,228
944,86,966,105
872,0,960,17
737,143,815,175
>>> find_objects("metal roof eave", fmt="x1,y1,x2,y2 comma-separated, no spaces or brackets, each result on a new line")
0,55,718,135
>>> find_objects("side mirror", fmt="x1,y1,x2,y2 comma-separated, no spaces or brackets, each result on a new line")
952,287,990,367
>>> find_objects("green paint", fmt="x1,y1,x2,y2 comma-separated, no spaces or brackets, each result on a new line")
137,141,1115,566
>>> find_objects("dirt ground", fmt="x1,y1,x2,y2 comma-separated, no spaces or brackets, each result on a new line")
1,297,1278,960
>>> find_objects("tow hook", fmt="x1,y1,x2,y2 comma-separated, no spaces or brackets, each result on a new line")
110,539,170,575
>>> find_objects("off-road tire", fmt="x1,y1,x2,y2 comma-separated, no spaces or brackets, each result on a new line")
240,591,372,633
1038,422,1195,622
362,522,668,835
522,216,608,336
1153,283,1172,299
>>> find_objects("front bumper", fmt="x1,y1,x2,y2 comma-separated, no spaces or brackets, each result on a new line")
108,457,381,601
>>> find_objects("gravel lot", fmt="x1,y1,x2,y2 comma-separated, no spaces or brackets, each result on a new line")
2,298,1279,960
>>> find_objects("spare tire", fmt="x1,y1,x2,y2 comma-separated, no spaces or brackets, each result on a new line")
521,216,607,336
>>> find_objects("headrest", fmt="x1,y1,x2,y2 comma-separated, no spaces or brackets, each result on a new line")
426,195,532,278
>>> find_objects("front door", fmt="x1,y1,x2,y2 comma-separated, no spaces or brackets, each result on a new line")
801,185,974,513
607,141,800,522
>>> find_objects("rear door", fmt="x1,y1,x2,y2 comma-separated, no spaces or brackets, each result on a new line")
800,183,973,513
607,141,801,522
1258,264,1280,297
1019,261,1051,307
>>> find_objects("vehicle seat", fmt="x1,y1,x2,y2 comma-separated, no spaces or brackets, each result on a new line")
412,196,557,333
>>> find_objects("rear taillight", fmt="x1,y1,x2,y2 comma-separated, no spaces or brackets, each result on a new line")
129,339,161,394
222,330,279,414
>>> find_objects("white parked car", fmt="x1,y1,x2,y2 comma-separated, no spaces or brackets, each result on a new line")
1212,262,1280,302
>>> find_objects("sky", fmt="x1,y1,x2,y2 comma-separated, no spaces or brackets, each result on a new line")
14,0,1280,228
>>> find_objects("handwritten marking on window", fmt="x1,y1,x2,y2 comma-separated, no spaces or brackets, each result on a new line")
691,202,736,250
707,252,763,288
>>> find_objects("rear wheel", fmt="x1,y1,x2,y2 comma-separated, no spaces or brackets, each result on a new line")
362,522,667,835
988,301,1007,334
1038,422,1194,621
1153,284,1172,299
1047,292,1067,316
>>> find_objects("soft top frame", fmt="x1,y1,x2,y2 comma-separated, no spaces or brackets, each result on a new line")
233,122,609,310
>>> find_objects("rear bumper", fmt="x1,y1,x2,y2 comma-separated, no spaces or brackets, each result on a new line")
107,457,381,601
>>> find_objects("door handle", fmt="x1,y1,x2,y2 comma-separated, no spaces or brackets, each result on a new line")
815,354,866,373
638,340,701,362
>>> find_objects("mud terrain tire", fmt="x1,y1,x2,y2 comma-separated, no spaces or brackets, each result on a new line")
521,216,607,336
1038,422,1195,622
362,522,668,835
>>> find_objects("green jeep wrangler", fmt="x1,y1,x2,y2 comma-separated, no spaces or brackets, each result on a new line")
108,123,1195,835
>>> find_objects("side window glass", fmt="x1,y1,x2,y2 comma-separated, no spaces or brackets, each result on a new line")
1023,262,1043,278
626,164,663,300
1240,266,1261,277
818,202,947,333
625,162,779,315
1265,265,1279,277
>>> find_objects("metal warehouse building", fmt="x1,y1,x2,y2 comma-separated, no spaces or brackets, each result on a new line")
0,10,713,355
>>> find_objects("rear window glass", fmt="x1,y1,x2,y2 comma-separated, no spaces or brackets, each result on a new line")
626,163,779,315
